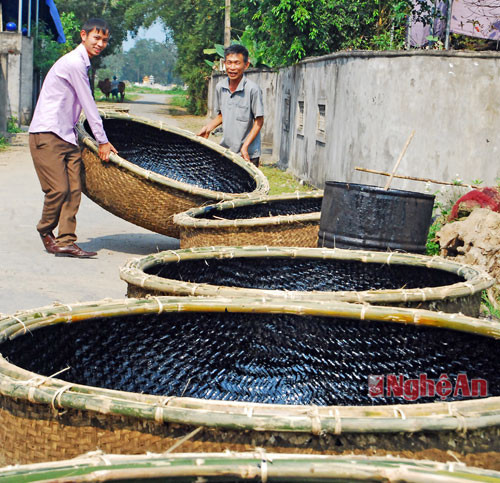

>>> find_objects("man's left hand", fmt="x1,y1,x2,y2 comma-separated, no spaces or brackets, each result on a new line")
98,142,118,162
240,147,250,161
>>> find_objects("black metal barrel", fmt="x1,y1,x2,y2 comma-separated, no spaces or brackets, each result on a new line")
318,181,435,253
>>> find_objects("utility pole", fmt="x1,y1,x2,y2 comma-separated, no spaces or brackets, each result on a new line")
224,0,231,47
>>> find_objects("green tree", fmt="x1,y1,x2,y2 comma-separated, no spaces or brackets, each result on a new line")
242,0,417,65
52,0,136,88
124,0,428,113
124,0,251,114
115,39,180,84
34,12,80,76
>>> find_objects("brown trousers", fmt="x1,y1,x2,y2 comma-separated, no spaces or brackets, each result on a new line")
29,132,82,246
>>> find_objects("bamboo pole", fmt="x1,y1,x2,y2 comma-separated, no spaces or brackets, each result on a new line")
384,130,415,190
2,453,499,482
356,167,479,189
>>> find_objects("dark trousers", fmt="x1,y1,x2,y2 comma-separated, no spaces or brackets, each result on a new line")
250,157,260,168
29,132,82,246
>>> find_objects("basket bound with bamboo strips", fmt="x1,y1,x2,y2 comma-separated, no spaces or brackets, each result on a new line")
173,191,323,248
120,246,493,316
76,112,269,238
0,297,499,467
1,452,499,482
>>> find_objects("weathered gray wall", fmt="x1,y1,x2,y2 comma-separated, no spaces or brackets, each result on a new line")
0,53,7,135
209,51,500,192
0,32,33,126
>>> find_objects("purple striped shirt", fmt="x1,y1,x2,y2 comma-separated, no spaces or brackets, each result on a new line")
29,43,108,145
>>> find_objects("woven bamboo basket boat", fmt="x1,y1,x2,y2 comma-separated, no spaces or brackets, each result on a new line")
1,452,499,482
76,112,269,238
0,297,499,467
173,191,323,248
120,246,493,316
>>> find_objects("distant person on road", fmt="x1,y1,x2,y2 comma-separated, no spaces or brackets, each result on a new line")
29,18,117,259
197,44,264,167
111,75,119,100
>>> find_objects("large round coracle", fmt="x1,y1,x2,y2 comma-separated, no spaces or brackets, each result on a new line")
85,118,256,193
120,246,493,316
173,192,323,248
201,196,322,219
2,308,499,406
0,297,499,465
76,113,269,237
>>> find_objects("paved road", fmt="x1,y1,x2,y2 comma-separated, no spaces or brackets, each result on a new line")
0,93,204,315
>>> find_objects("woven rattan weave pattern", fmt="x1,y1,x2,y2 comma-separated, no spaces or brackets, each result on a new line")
2,311,497,406
179,223,320,248
84,119,256,193
145,257,462,292
201,197,323,220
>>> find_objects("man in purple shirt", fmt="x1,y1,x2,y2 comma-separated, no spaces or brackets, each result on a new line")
29,18,117,258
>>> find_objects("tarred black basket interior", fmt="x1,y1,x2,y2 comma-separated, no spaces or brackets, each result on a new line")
1,312,496,406
199,197,323,220
83,119,256,193
145,257,463,292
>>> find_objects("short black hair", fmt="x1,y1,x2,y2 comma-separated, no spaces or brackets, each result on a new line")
82,18,110,35
224,44,249,63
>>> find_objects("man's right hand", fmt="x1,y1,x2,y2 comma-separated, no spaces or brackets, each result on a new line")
197,126,211,139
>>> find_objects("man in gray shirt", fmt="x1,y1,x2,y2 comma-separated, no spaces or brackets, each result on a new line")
198,44,264,167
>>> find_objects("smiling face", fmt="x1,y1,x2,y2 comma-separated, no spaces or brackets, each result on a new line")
224,53,250,84
80,27,109,58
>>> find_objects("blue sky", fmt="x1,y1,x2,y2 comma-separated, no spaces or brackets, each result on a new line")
122,20,167,51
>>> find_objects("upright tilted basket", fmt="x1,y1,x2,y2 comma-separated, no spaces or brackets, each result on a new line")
120,246,493,316
76,113,269,238
0,297,499,467
173,191,323,248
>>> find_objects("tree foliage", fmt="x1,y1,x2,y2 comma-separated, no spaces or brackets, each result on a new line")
100,39,181,85
37,0,136,90
242,0,416,65
34,12,80,76
124,0,251,114
124,0,428,114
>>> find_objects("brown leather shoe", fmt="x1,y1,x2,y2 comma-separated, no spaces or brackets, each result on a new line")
40,232,57,254
53,243,97,258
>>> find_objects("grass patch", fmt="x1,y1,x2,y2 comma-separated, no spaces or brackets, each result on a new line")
425,218,443,255
480,288,500,320
96,93,140,102
7,117,22,134
127,86,186,95
169,95,189,109
260,165,318,195
0,136,8,150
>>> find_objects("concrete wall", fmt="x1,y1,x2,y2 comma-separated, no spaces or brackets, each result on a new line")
0,53,6,135
209,51,500,192
0,32,33,126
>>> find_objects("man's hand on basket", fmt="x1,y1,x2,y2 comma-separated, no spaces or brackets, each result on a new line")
98,142,118,162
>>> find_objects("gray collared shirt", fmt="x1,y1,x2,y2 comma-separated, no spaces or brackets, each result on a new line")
214,76,264,158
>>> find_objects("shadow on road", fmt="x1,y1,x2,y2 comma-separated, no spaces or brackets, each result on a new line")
81,233,179,255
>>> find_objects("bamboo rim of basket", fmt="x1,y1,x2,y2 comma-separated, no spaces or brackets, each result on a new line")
76,111,270,200
120,246,494,304
1,296,499,435
1,451,498,482
173,191,324,228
